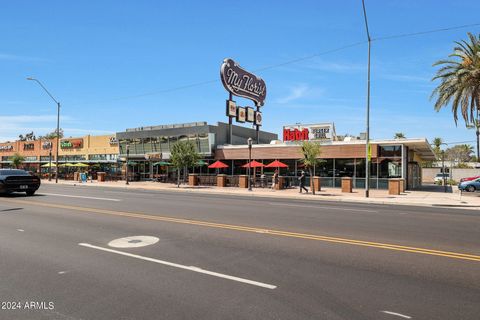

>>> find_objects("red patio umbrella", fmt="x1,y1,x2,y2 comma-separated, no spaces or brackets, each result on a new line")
265,160,288,168
242,160,264,168
208,160,229,169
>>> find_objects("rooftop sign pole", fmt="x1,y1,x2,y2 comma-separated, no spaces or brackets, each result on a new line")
220,58,267,144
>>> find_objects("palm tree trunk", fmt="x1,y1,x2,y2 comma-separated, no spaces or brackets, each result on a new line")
177,168,180,187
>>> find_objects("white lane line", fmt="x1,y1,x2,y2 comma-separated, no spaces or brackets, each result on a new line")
16,229,24,232
40,193,121,202
78,243,276,290
381,311,412,319
268,202,377,213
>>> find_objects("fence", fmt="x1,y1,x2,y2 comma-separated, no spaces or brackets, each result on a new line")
192,175,390,190
422,168,480,183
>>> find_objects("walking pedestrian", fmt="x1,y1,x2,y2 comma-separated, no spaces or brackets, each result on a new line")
298,170,308,193
272,170,278,190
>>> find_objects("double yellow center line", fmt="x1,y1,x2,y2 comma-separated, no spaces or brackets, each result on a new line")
5,198,480,262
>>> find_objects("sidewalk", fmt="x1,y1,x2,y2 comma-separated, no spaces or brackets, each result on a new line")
41,179,480,210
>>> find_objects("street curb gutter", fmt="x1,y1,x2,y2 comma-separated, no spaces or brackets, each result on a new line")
41,181,480,211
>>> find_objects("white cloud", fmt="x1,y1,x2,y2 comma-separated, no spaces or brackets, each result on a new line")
0,114,74,141
380,74,431,82
0,53,48,62
275,85,312,104
308,61,365,73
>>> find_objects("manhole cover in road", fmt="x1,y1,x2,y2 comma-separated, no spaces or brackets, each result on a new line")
108,236,159,248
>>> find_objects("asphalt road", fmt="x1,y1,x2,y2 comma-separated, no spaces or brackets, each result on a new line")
0,184,479,320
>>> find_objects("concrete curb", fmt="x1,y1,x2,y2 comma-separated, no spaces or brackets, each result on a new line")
41,180,480,210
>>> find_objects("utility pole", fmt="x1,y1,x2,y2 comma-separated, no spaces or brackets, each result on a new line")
362,0,372,197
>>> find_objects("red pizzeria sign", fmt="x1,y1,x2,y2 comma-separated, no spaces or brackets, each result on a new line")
283,128,309,141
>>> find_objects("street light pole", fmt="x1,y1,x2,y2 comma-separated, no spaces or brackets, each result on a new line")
126,144,130,185
48,148,52,182
362,0,372,198
248,138,252,191
27,77,61,183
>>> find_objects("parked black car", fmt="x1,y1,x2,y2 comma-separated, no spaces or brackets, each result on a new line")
0,169,41,196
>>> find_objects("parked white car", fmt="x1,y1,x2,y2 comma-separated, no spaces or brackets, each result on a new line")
434,173,450,183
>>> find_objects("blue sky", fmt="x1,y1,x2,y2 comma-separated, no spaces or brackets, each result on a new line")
2,0,480,145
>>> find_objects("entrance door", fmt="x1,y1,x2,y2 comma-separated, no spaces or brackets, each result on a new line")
408,162,421,189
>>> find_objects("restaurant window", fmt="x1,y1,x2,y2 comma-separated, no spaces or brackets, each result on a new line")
379,159,401,178
40,156,53,161
24,156,37,162
144,138,154,153
131,138,142,154
334,159,355,177
119,140,128,155
2,156,12,161
160,136,169,152
169,136,178,149
58,155,86,161
198,133,210,154
379,145,401,158
151,137,160,152
316,159,333,177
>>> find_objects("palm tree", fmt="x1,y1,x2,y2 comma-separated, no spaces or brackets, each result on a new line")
431,32,480,158
11,153,25,169
394,132,406,139
432,137,443,160
300,141,322,195
461,144,474,160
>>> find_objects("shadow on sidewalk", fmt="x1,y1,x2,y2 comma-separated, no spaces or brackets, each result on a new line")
413,184,453,193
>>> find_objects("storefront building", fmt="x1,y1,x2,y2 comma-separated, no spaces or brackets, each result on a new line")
214,123,436,190
0,139,58,172
0,135,119,177
116,121,278,180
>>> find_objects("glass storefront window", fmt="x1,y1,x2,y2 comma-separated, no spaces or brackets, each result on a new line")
132,138,142,155
334,159,355,177
379,145,401,157
379,159,402,178
58,155,86,161
89,154,118,161
160,137,169,152
151,138,160,152
316,159,333,177
142,138,153,153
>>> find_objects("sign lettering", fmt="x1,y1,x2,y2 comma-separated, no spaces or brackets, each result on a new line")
61,139,83,149
220,58,267,107
283,123,336,142
0,145,13,151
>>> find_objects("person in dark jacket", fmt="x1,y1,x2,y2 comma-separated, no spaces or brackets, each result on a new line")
298,170,308,193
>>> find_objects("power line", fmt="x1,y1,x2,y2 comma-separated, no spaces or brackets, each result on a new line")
71,21,480,106
373,22,480,41
442,140,477,145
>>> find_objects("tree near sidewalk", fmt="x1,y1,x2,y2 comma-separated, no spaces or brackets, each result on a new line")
431,32,480,159
445,144,474,166
170,140,200,187
432,137,443,157
11,153,25,169
300,141,323,195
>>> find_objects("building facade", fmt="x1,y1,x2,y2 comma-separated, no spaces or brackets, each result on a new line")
116,121,278,180
215,138,435,190
0,135,119,176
